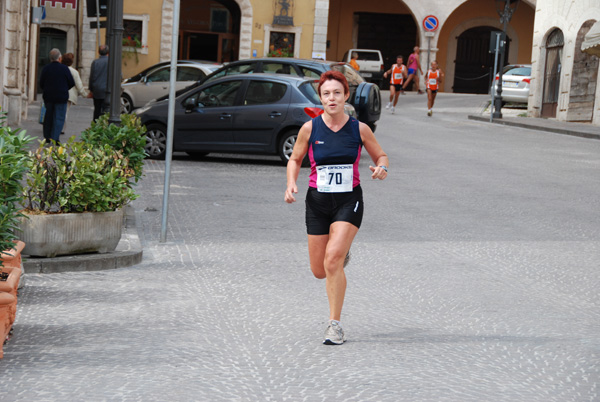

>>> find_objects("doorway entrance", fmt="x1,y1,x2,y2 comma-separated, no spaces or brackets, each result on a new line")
355,12,417,89
37,28,67,93
180,31,238,63
179,0,240,63
542,29,564,118
454,26,509,94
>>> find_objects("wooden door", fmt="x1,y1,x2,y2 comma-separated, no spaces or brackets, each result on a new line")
541,29,564,118
37,28,67,93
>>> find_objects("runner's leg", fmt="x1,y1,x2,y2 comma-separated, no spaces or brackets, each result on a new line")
427,89,433,109
324,221,359,321
402,74,414,90
308,234,328,279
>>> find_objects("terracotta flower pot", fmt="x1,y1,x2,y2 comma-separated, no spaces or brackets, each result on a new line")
0,292,16,359
0,240,25,269
0,240,25,359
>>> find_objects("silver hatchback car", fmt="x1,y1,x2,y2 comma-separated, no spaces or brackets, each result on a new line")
121,61,222,112
492,64,532,104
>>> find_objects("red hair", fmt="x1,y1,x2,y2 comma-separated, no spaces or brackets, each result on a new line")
318,70,349,96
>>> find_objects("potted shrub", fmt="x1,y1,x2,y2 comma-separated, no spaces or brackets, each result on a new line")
16,114,146,258
0,112,31,358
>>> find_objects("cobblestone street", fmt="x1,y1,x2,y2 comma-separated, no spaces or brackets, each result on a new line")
1,94,599,401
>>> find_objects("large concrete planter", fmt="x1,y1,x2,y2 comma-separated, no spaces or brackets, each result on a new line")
0,240,24,359
17,210,124,258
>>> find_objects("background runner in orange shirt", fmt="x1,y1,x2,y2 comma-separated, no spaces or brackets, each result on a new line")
383,55,408,114
426,60,444,116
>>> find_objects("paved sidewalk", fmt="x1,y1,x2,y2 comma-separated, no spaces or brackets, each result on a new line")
468,104,600,140
2,95,598,401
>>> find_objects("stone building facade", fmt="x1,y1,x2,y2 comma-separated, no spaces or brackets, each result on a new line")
528,0,600,124
0,0,39,126
101,0,536,94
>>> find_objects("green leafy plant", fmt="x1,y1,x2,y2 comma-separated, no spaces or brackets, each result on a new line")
23,113,146,214
81,113,147,184
23,138,138,213
0,112,33,265
267,44,294,57
122,35,144,65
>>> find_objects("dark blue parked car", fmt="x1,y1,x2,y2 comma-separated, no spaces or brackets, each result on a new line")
135,73,356,163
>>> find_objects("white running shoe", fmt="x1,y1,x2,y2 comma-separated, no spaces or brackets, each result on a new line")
427,110,432,117
385,102,392,109
323,320,346,345
391,106,395,114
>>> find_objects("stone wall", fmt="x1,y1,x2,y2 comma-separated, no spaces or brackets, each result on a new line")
528,0,600,125
1,0,35,126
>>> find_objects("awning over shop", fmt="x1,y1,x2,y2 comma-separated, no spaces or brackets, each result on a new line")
582,20,600,56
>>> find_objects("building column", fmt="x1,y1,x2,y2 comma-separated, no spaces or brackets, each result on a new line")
312,0,329,58
2,0,31,126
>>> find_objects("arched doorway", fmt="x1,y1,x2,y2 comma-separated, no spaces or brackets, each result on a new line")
179,0,241,63
37,28,67,93
567,20,598,122
453,26,509,94
541,28,564,118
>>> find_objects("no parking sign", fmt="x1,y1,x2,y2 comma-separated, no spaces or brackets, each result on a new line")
423,15,439,32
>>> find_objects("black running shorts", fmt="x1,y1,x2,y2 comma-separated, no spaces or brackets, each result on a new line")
305,185,364,235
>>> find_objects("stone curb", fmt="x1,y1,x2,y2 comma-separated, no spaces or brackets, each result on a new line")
21,206,143,275
467,114,600,140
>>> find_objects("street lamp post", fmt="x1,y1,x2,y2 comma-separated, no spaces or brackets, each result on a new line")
106,0,124,125
493,0,519,119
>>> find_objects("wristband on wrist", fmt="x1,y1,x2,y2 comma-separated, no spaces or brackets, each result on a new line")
379,165,388,172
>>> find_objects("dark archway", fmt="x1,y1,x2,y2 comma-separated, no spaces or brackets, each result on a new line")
37,28,67,93
179,0,241,63
542,28,564,118
355,12,418,90
453,26,510,94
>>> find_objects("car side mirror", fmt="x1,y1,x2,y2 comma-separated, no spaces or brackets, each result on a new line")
184,97,197,111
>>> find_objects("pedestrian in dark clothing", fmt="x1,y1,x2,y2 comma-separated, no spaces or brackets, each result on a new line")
39,48,75,143
89,44,109,121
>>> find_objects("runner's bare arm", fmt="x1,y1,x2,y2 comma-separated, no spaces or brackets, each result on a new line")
359,122,389,180
383,65,394,78
285,120,312,203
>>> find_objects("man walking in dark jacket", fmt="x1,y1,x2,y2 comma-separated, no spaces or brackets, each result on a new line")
89,44,109,121
39,48,75,143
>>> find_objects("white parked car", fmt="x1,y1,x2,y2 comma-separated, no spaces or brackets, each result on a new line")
342,49,385,87
491,64,532,104
121,60,222,112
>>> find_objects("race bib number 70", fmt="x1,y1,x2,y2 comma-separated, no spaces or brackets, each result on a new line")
316,164,353,193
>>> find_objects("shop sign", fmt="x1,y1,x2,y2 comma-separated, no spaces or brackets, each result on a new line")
273,0,294,26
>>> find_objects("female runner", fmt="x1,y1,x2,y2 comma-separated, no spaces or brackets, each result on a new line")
284,70,389,345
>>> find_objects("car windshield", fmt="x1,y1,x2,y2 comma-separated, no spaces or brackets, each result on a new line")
299,81,321,104
503,66,531,76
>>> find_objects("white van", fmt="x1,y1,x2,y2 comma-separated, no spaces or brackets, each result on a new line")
342,49,385,87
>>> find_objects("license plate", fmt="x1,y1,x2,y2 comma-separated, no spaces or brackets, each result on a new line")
361,72,372,78
502,81,518,88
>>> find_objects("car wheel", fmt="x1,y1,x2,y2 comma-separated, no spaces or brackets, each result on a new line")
278,129,309,167
367,122,377,133
121,94,133,113
145,123,167,160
